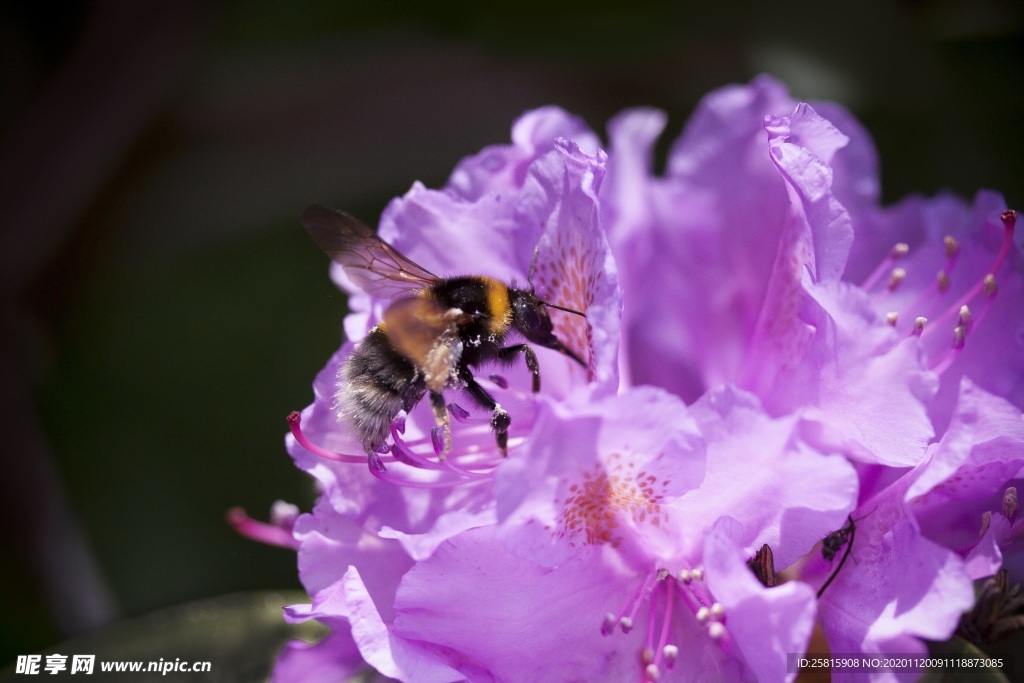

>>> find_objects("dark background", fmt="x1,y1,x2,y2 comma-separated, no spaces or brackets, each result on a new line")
2,0,1021,674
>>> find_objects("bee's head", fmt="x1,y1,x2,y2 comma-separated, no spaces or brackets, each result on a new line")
509,288,587,367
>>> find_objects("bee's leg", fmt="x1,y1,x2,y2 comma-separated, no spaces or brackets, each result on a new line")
429,391,451,459
458,369,511,455
496,344,541,392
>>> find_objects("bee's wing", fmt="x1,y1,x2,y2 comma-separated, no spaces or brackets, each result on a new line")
301,205,440,299
383,297,465,391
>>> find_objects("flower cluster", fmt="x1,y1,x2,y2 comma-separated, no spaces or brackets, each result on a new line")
234,76,1023,682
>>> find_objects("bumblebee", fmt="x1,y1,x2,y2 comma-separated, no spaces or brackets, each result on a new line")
302,205,587,459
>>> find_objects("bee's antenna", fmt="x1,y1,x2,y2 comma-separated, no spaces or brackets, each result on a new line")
528,239,586,318
542,301,587,318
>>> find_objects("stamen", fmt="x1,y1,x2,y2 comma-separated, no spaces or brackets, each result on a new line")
952,325,966,350
625,572,658,630
860,243,909,291
958,305,973,331
748,544,777,587
488,374,509,389
286,412,372,464
984,274,998,297
929,343,963,376
448,402,471,420
925,209,1015,334
885,312,898,327
225,506,299,549
364,454,473,489
603,567,726,681
944,235,960,260
603,570,655,636
431,427,445,456
449,402,491,426
653,580,675,669
887,268,907,292
378,422,487,483
289,397,509,488
440,451,495,480
956,567,1024,645
911,317,927,336
896,233,959,322
936,270,951,293
646,585,659,663
1004,487,1019,523
390,422,444,470
1001,209,1018,233
367,451,388,474
389,423,494,478
979,511,992,538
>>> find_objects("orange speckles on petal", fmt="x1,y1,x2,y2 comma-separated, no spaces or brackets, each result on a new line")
554,452,670,547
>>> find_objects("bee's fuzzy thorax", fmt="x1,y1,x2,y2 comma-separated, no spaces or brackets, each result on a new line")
481,277,512,336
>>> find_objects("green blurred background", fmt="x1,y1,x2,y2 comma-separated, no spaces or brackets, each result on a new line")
1,0,1021,677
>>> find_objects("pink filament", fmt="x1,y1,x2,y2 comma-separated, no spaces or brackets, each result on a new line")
603,570,656,635
652,580,676,670
924,210,1015,335
286,412,370,464
226,507,299,549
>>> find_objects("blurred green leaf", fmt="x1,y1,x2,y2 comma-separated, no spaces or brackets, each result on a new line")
921,636,1011,683
0,592,325,683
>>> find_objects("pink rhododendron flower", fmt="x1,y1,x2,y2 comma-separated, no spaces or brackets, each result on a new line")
603,80,938,468
602,75,1023,678
909,380,1024,580
251,108,621,681
231,76,1024,682
331,385,856,681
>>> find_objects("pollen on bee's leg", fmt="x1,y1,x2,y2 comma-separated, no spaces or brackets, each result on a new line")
429,392,452,459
